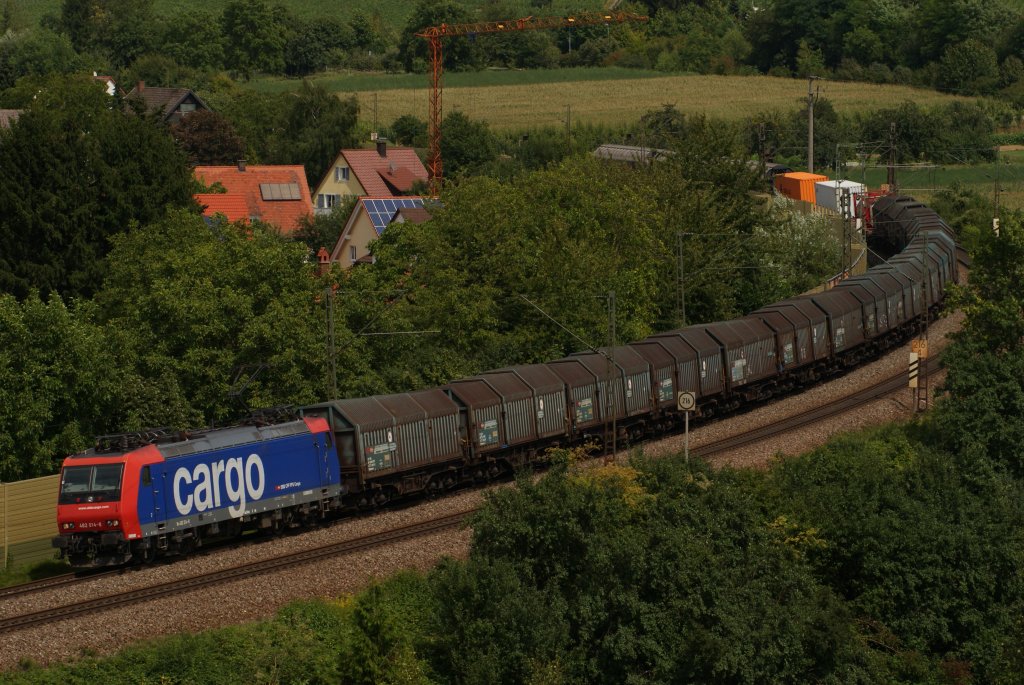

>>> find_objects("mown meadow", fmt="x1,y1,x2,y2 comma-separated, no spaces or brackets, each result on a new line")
254,70,972,131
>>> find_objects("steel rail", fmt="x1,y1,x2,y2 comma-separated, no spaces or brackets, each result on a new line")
0,511,471,634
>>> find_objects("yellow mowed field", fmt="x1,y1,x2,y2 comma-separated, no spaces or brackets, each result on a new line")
352,75,970,130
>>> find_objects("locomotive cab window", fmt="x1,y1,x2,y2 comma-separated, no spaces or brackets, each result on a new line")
59,464,125,504
142,465,152,486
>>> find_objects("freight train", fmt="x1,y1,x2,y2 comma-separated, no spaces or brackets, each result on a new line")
53,194,961,569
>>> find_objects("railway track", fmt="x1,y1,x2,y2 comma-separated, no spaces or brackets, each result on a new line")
696,356,939,457
0,355,937,635
0,510,471,635
0,573,102,602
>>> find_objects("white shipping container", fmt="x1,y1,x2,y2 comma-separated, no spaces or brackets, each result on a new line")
814,180,866,219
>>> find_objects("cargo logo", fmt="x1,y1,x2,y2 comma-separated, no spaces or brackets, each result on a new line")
172,453,266,517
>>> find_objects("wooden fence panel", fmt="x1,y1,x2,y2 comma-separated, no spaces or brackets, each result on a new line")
1,475,60,570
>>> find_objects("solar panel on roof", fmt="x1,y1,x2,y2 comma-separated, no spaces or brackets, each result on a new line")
259,183,300,201
362,197,425,233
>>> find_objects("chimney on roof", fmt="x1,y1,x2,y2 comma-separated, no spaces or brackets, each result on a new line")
136,80,144,93
316,247,331,275
376,138,387,158
237,159,247,172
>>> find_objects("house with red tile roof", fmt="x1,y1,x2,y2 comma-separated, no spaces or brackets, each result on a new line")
312,139,428,214
194,162,313,234
126,81,210,124
195,193,250,224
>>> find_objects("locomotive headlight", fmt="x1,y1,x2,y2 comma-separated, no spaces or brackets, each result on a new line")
105,519,120,527
62,522,74,530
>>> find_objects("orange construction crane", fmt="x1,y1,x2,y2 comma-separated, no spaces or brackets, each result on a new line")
416,10,648,194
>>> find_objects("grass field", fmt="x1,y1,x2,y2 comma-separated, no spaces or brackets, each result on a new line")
270,71,970,131
851,150,1024,210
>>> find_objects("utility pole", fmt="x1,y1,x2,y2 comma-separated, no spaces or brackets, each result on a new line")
887,122,897,190
325,286,338,399
840,187,852,276
994,147,1001,228
605,290,616,462
807,76,819,173
676,231,686,327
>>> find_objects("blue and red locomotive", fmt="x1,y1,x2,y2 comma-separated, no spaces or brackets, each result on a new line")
54,417,340,568
54,194,963,569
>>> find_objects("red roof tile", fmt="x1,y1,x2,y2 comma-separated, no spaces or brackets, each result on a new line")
196,193,250,223
342,147,428,197
194,165,313,234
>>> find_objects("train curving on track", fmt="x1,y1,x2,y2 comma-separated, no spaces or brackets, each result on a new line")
52,194,962,569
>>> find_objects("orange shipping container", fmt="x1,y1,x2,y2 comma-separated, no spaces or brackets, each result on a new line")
774,172,828,203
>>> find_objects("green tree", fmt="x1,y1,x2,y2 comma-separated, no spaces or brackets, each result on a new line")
933,213,1024,477
397,0,481,73
169,110,247,166
204,86,291,164
158,9,226,70
843,26,884,66
346,156,663,388
429,557,569,683
439,110,497,179
284,17,355,77
916,0,1018,66
275,79,359,187
349,11,391,54
452,456,880,683
389,114,428,147
938,39,1000,95
767,427,1024,680
0,74,194,300
0,293,181,480
0,27,82,91
92,209,367,423
221,0,287,77
795,38,827,77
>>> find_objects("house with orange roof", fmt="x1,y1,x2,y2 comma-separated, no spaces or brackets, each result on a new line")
312,139,428,214
194,162,313,234
330,197,429,268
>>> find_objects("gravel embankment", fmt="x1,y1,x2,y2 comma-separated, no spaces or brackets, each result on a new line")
0,312,962,671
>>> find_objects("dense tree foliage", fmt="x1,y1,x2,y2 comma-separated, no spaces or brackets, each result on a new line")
169,110,247,166
932,213,1024,479
0,294,145,481
0,74,194,300
2,0,1020,104
336,132,822,392
92,210,351,425
202,81,359,184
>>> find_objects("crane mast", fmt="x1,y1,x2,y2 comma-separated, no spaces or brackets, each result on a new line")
416,10,648,194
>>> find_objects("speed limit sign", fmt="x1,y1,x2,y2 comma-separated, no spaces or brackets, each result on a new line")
677,391,696,412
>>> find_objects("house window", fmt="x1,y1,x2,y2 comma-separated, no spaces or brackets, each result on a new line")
335,166,349,182
317,194,341,209
178,102,196,114
350,246,357,262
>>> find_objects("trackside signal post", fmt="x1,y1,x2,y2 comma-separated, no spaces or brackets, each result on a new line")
910,338,928,412
677,391,696,463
